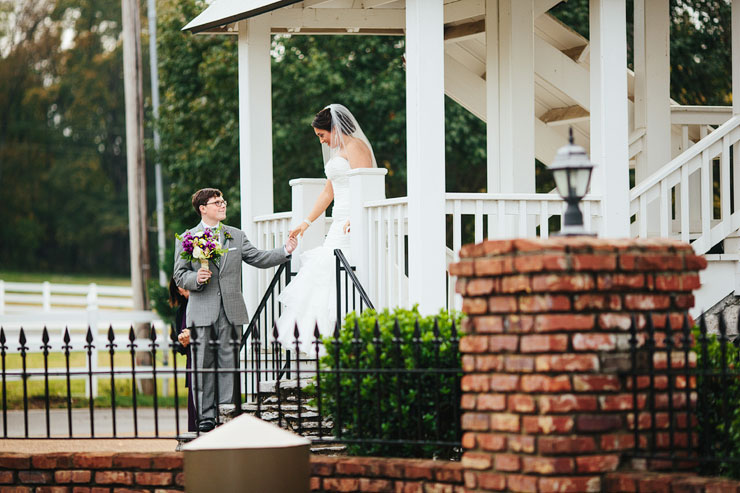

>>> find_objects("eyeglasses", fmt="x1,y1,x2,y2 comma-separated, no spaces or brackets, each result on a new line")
206,200,227,207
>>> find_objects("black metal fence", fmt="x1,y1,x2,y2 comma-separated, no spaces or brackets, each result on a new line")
623,310,740,477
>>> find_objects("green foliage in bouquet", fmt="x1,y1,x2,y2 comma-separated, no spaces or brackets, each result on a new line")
313,306,462,459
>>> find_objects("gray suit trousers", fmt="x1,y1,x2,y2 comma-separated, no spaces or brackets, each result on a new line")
191,303,240,421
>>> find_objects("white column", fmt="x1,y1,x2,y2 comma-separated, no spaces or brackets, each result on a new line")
633,0,671,182
289,178,327,268
589,0,631,237
486,0,500,193
406,0,446,314
734,0,740,116
348,169,388,289
238,17,273,315
497,0,535,193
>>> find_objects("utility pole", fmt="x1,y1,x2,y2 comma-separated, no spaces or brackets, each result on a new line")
148,0,167,289
122,0,153,392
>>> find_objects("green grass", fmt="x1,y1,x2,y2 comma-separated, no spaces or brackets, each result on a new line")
0,271,130,286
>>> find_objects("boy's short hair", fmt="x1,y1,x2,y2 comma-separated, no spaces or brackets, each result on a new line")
191,188,223,217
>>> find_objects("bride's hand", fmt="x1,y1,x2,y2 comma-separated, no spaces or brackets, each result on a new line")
289,222,309,239
343,220,350,234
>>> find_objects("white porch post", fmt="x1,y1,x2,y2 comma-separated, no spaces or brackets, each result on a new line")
289,178,327,268
238,17,273,314
589,0,630,237
348,169,388,289
496,0,535,193
406,0,446,313
734,0,740,117
485,0,500,193
633,0,671,182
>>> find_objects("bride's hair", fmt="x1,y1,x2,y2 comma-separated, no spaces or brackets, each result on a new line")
312,107,356,135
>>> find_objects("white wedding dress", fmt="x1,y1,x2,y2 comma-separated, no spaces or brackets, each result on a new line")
276,155,353,354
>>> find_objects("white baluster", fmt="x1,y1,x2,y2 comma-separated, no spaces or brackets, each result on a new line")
680,165,690,243
639,195,648,237
659,180,670,237
86,283,99,399
474,200,483,244
721,135,731,234
519,200,528,237
540,200,549,238
42,281,51,311
497,200,506,238
700,150,712,252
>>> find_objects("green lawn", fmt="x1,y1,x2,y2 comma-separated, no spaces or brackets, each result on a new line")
0,271,131,286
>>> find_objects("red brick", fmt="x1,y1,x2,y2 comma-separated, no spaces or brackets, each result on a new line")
455,278,467,295
490,374,519,391
507,394,536,412
538,394,598,413
600,394,635,411
461,432,476,449
459,335,488,354
467,278,496,296
0,487,31,493
476,355,504,372
539,476,601,493
501,275,531,293
506,315,535,333
174,472,184,486
572,375,620,392
478,394,506,411
512,253,568,273
462,413,490,431
520,375,571,392
404,462,434,480
522,416,573,434
600,434,636,451
358,478,393,492
573,294,621,311
507,474,538,493
434,464,463,483
489,335,519,352
336,458,369,476
134,472,171,486
94,471,133,485
55,471,92,484
490,414,520,432
675,294,695,309
706,480,740,493
576,455,620,473
507,436,535,453
0,472,11,484
461,394,476,410
489,296,518,313
534,314,594,332
473,316,504,333
620,254,683,271
684,254,708,270
537,436,596,454
572,254,617,271
462,298,487,315
310,477,321,491
597,273,645,290
575,415,622,432
520,334,568,353
74,454,115,469
32,454,75,469
18,471,52,484
475,257,514,276
518,295,571,313
477,473,506,491
311,457,337,476
603,472,639,493
35,487,70,493
478,434,507,452
624,294,671,310
151,454,182,470
535,354,599,372
323,478,359,492
505,355,535,372
493,454,520,472
449,260,474,276
514,238,567,252
532,274,595,292
654,273,701,291
521,457,574,475
0,454,31,469
572,333,616,351
112,454,151,470
112,489,145,493
598,313,634,331
461,374,489,392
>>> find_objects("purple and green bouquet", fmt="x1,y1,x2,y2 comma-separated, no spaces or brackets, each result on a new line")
176,227,227,271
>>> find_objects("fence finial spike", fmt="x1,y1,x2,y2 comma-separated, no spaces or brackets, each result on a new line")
63,327,71,345
107,325,115,342
41,326,49,345
19,327,26,346
0,327,5,345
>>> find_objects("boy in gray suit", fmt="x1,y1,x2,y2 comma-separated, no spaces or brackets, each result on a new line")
174,188,297,432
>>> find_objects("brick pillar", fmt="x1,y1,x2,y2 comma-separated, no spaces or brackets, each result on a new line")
450,238,707,493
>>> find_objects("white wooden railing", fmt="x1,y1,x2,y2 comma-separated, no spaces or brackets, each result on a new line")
253,212,293,301
630,115,740,254
0,281,133,314
365,197,409,310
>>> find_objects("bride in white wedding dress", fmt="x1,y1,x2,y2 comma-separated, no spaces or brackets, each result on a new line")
276,104,376,354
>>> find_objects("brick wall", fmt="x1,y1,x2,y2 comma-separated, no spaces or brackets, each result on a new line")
0,451,184,492
450,237,707,493
0,452,463,493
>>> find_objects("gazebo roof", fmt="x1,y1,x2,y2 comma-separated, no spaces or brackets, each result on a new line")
183,0,301,34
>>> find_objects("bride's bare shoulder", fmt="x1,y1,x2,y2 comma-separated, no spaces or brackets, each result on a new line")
346,138,372,168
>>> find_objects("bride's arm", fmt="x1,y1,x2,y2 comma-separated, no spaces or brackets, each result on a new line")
289,180,334,238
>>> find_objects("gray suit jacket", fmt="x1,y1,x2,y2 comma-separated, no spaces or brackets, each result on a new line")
173,223,290,327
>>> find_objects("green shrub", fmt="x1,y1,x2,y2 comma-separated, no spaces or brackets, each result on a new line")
313,306,462,459
693,327,740,478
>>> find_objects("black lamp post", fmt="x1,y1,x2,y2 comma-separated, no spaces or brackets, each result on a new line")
549,128,596,236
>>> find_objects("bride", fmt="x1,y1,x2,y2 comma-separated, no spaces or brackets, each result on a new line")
276,104,376,353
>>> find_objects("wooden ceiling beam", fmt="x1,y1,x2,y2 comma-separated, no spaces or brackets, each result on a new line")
539,105,590,125
444,19,485,42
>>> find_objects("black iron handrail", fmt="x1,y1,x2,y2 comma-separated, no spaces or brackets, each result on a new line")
241,262,291,349
334,248,374,324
